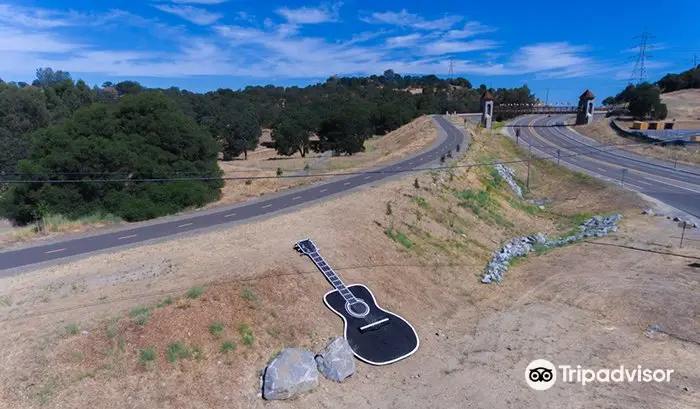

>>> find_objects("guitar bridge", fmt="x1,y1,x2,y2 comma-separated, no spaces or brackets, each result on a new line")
358,317,389,333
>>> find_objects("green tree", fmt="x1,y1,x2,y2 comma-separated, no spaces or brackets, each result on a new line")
1,92,222,224
624,83,667,119
115,81,143,96
317,97,373,155
219,109,260,160
602,96,615,106
272,108,317,157
0,85,50,178
33,67,72,87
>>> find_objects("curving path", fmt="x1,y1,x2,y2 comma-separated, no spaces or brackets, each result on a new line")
507,114,700,218
0,116,466,275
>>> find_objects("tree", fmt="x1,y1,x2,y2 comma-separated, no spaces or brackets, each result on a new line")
317,97,373,155
602,96,615,106
1,92,222,224
622,83,667,119
272,107,317,157
0,86,49,178
219,109,260,160
115,81,143,96
33,67,71,87
102,81,114,88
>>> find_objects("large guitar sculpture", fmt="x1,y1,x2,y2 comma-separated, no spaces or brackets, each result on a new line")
294,238,419,365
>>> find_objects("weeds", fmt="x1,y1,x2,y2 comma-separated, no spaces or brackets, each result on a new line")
209,322,224,338
129,306,150,317
156,296,173,308
167,340,192,363
129,306,150,326
193,346,203,361
413,196,429,209
139,346,155,367
239,324,255,346
385,202,392,216
71,351,85,362
245,179,252,185
220,340,236,353
384,228,412,249
66,323,79,336
414,178,420,189
508,199,540,215
276,167,283,176
242,287,257,302
186,286,203,299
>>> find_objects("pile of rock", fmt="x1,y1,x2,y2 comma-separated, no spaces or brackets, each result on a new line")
494,164,523,199
262,337,355,400
544,214,622,248
481,214,623,284
481,233,547,284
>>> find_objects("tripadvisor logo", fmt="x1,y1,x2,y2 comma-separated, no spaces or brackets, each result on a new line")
525,359,674,390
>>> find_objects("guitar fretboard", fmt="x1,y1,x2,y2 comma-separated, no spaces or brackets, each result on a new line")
307,251,358,303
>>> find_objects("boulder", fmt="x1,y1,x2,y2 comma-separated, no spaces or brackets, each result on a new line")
262,348,318,400
315,337,355,382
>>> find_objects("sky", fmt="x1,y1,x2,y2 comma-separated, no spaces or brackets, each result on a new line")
1,0,699,103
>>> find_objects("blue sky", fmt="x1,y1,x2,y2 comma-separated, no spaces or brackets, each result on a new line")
1,0,699,103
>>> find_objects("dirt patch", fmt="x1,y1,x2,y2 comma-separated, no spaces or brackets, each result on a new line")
576,118,700,166
2,122,698,409
663,89,700,122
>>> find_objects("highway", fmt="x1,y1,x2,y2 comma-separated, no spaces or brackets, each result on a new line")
508,114,700,218
0,116,466,275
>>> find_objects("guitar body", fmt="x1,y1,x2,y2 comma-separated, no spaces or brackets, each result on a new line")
323,284,419,366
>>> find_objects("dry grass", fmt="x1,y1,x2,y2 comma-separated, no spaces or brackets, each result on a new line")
662,89,700,122
212,116,437,207
2,120,698,409
576,118,700,166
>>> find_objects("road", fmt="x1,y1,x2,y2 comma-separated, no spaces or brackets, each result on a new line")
0,116,466,275
508,114,700,218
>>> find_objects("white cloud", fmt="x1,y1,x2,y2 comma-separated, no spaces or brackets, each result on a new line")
0,27,82,52
153,4,222,25
445,21,496,39
361,9,461,30
0,3,612,84
422,39,499,55
0,4,71,28
276,3,342,24
385,33,422,49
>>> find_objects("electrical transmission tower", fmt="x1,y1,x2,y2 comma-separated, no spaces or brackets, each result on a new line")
630,29,655,84
447,58,454,80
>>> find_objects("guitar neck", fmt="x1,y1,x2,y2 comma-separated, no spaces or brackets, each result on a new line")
306,251,357,303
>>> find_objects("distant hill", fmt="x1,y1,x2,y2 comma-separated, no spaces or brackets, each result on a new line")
661,89,700,121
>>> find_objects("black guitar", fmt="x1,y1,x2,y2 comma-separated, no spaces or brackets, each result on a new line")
294,238,419,366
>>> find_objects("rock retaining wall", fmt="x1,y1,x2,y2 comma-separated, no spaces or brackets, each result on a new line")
481,214,623,284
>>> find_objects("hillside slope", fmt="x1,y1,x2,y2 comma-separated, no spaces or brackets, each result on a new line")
1,120,698,409
662,89,700,121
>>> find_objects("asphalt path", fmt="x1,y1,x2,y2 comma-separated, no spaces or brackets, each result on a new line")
0,116,466,275
507,114,700,218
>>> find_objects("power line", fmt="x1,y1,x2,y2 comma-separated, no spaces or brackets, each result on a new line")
0,135,690,185
630,29,655,84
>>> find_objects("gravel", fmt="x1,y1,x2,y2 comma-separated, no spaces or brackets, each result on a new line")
481,214,623,284
494,164,523,199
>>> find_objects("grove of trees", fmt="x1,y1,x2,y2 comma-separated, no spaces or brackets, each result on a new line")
605,82,668,120
0,67,537,225
657,66,700,93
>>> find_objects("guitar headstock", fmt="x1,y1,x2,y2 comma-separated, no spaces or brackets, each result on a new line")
294,239,317,255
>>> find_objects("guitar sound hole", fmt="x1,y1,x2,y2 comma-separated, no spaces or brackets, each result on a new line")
350,303,368,315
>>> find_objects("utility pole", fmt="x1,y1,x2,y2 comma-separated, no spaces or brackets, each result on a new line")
630,29,655,84
526,144,532,188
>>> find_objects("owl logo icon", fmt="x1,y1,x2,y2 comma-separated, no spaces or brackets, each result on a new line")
525,359,556,390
